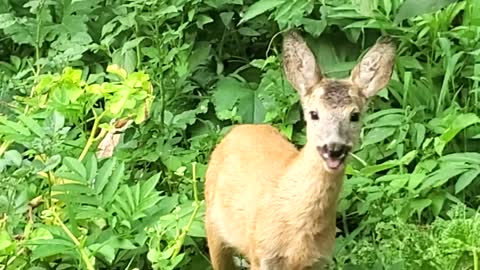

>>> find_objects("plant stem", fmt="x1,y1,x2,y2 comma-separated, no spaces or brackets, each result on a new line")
474,248,478,270
79,111,104,161
349,152,368,167
51,211,95,270
172,162,200,259
0,141,10,158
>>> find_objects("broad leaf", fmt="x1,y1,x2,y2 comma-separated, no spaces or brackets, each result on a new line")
395,0,457,22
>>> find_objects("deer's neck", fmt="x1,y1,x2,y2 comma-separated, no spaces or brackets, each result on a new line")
277,142,344,229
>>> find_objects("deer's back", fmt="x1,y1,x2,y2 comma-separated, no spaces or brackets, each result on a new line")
205,124,298,253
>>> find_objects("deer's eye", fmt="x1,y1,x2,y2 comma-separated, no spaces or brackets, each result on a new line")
350,112,360,122
309,111,319,120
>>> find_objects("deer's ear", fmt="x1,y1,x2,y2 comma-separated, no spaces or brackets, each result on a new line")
350,37,396,98
283,30,323,96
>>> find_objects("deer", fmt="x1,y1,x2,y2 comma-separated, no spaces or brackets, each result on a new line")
204,30,396,270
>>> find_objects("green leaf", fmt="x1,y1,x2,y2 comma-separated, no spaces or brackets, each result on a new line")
212,77,250,113
408,173,426,190
195,14,214,29
301,18,327,37
435,113,480,155
0,13,16,29
187,220,206,237
361,127,396,147
47,111,65,133
89,243,115,264
239,0,285,24
398,56,423,70
420,166,469,191
63,157,87,180
238,27,260,36
440,152,480,165
394,0,457,22
18,115,45,138
361,160,398,176
455,169,480,194
124,48,137,75
409,198,431,217
31,244,75,261
0,229,12,251
220,12,234,28
414,123,426,148
236,91,266,123
0,118,30,136
102,162,124,205
4,150,22,167
141,173,160,197
212,77,265,123
429,192,446,216
43,155,61,172
121,37,146,55
189,42,211,71
85,154,97,183
95,158,116,194
400,150,417,165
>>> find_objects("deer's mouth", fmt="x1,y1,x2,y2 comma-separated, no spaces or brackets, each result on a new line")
317,145,351,171
322,155,347,170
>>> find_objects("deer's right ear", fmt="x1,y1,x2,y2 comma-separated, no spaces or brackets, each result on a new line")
282,30,323,96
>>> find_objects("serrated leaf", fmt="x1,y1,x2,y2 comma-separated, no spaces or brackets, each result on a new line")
102,162,124,205
85,154,97,183
63,157,87,180
141,173,160,197
95,158,116,194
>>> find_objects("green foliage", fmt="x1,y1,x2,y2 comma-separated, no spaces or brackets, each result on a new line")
0,0,480,269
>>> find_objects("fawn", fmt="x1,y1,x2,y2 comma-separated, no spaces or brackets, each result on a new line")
204,30,396,270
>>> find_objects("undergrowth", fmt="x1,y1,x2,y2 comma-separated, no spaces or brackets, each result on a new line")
0,0,480,269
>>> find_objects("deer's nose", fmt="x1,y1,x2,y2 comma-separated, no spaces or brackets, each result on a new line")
319,143,351,159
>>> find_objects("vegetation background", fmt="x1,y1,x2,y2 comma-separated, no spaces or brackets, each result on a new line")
1,0,480,269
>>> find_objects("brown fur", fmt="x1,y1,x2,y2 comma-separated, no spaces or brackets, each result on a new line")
204,30,396,270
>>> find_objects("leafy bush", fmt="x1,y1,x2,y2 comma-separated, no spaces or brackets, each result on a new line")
0,0,479,269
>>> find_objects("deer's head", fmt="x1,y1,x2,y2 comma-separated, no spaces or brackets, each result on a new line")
283,31,396,172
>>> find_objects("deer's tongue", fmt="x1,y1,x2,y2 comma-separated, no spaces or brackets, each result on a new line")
325,158,343,170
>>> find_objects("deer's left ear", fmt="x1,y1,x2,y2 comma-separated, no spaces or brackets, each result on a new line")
350,37,396,98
